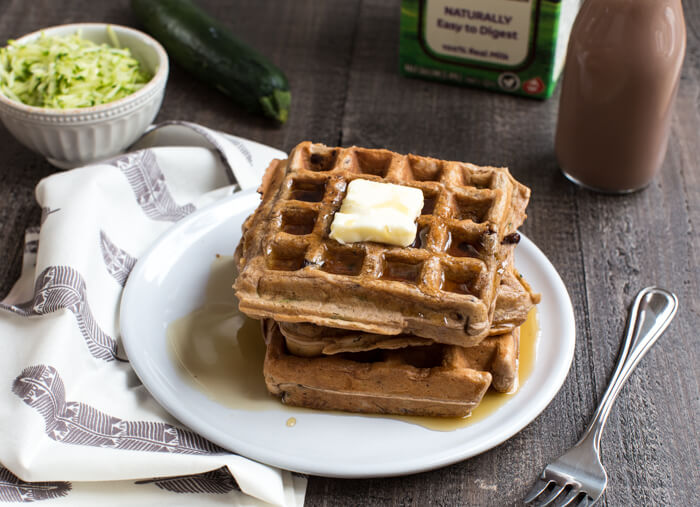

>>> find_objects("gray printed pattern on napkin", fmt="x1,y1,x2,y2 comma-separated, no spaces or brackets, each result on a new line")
0,466,71,503
31,266,122,361
12,365,226,455
135,467,239,494
166,120,253,165
111,150,195,222
0,266,123,361
99,231,137,287
224,136,253,166
0,300,34,316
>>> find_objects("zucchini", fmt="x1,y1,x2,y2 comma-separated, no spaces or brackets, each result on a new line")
131,0,290,123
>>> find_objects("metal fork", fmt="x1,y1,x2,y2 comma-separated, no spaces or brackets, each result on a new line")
523,286,678,507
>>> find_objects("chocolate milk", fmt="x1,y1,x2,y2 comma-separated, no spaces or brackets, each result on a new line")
555,0,686,193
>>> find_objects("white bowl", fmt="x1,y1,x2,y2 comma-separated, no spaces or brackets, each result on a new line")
0,23,169,168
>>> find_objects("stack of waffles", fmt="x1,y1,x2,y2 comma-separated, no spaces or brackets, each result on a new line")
234,142,539,417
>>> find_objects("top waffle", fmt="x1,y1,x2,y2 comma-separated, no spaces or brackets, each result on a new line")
235,142,531,346
277,263,540,357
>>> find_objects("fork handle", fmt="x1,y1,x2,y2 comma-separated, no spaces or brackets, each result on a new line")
578,287,678,451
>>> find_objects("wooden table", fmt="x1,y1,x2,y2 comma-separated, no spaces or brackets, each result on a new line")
1,1,698,505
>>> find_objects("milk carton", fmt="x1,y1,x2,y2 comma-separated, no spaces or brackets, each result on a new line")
399,0,582,98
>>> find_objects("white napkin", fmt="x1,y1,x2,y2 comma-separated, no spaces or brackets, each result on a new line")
0,123,307,506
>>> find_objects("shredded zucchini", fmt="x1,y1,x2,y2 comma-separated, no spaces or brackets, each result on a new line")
0,28,152,109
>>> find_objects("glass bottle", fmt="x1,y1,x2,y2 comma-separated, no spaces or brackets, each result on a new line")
555,0,686,193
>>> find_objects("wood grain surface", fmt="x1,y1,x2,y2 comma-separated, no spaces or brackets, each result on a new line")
0,1,698,506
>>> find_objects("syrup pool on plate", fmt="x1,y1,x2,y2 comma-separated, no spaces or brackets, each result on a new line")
167,255,540,431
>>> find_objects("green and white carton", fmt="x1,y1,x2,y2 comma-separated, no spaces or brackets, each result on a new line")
400,0,582,99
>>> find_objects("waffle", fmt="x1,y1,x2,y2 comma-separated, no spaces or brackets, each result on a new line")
491,261,540,335
278,264,538,357
262,319,519,417
235,142,531,346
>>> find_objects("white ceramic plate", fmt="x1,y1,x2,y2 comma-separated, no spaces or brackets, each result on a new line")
120,189,576,478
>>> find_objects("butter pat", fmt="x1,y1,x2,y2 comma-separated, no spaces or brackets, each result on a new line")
329,179,424,247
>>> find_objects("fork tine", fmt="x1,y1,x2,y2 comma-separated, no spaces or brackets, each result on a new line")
557,489,582,507
523,478,552,503
576,496,591,507
534,483,567,507
587,492,604,506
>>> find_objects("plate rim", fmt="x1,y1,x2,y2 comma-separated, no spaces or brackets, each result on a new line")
120,190,576,478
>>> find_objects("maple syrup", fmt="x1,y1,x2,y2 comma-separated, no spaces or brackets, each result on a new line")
289,180,325,202
356,151,392,177
441,279,472,295
266,242,307,272
441,267,479,296
309,150,338,172
281,211,316,235
267,256,305,272
410,226,430,249
446,235,481,259
380,259,422,283
455,197,490,223
321,247,364,276
421,194,436,216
